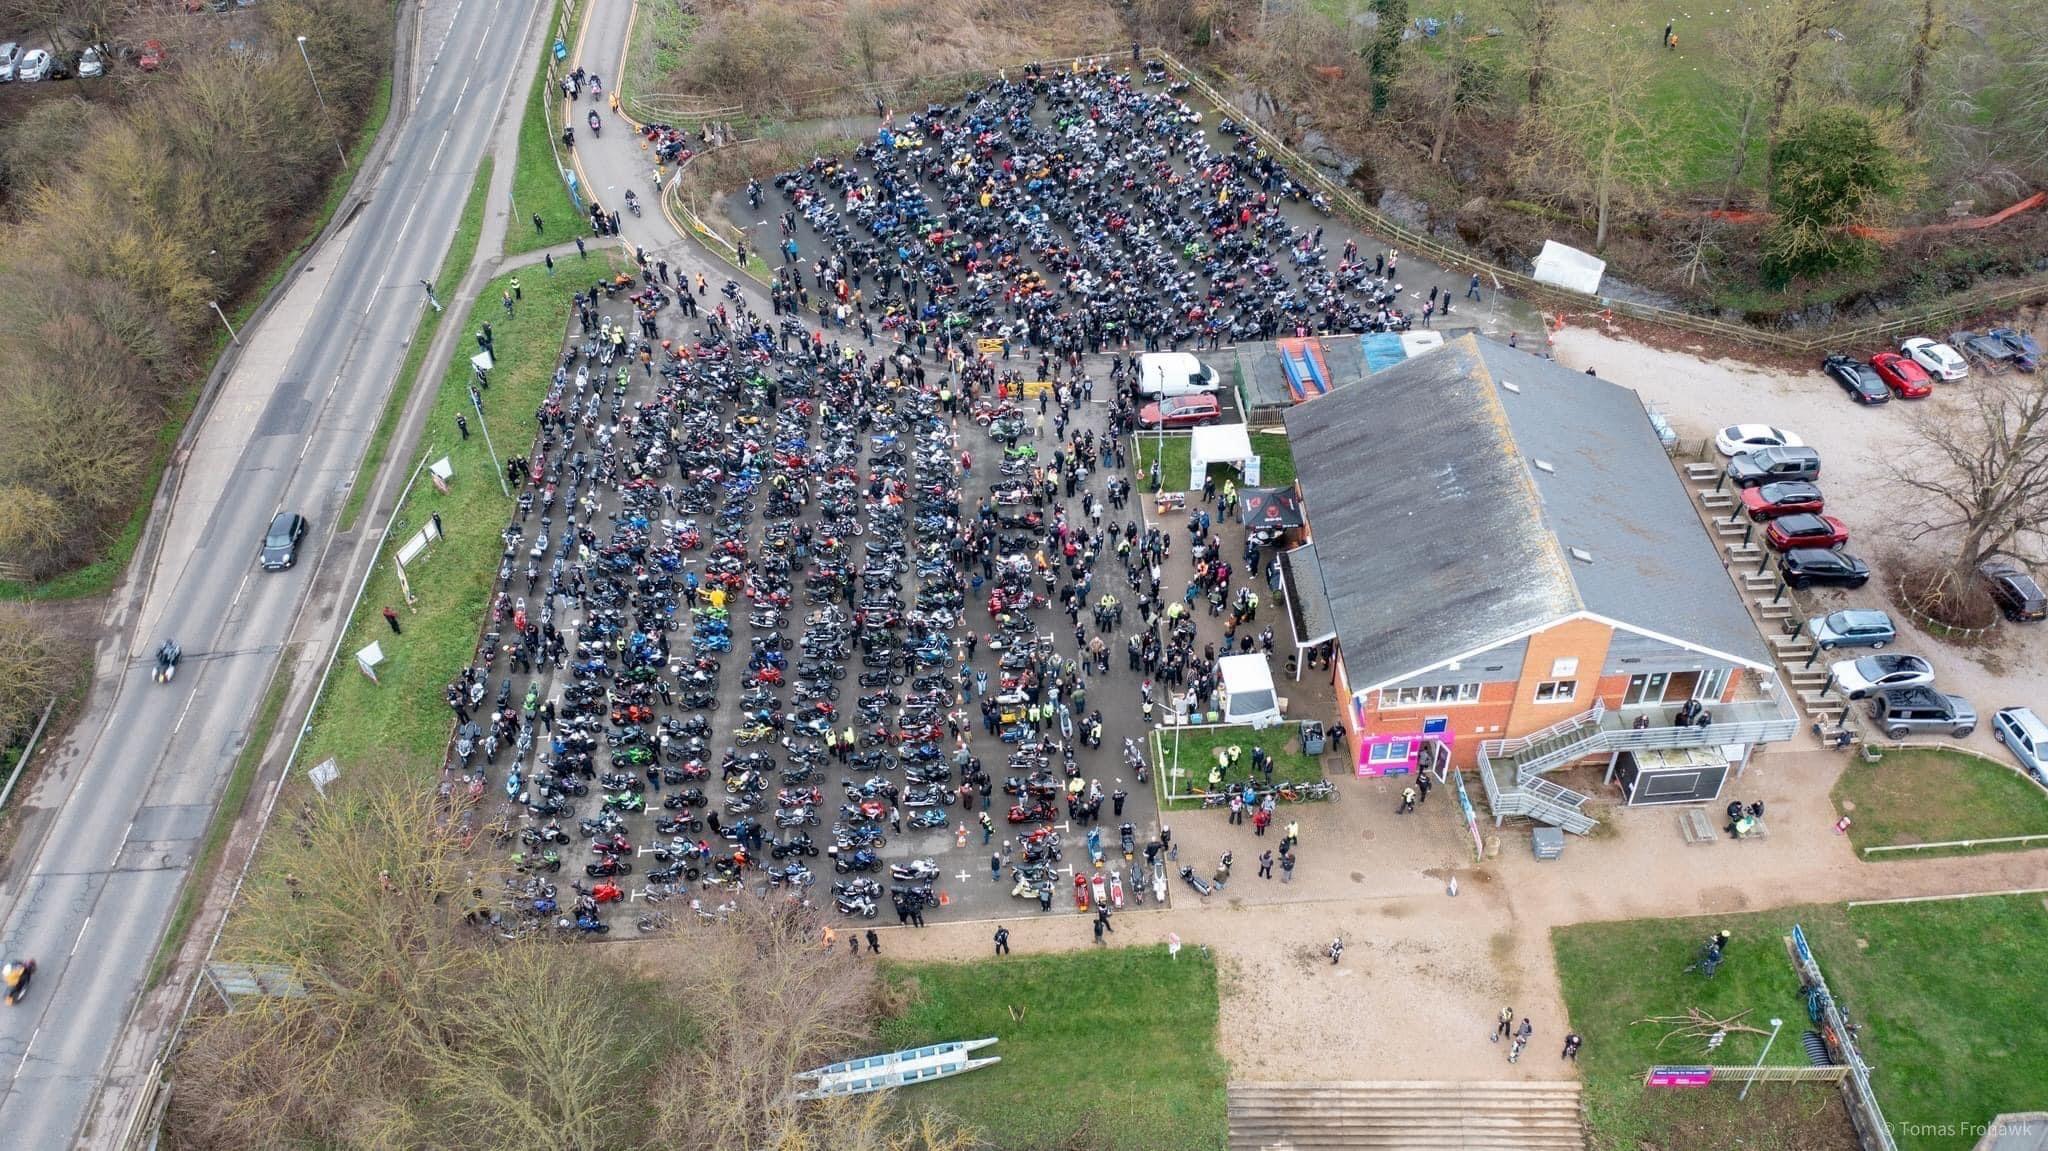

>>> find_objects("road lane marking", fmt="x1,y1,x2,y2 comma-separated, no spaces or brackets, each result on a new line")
111,819,134,869
69,916,90,957
428,128,452,173
14,1027,38,1080
394,198,423,251
172,688,200,736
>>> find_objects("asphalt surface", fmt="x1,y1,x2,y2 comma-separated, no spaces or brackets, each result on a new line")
0,0,542,1143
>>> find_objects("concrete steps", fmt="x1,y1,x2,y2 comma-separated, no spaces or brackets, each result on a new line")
1228,1080,1585,1151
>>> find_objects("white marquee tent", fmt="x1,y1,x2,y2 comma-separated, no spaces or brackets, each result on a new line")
1186,422,1258,491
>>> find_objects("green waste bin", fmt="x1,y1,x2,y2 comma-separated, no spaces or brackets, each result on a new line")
1299,721,1325,755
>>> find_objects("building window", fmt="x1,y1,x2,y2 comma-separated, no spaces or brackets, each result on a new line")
1695,667,1730,701
1535,680,1578,703
1368,740,1413,764
1381,683,1481,708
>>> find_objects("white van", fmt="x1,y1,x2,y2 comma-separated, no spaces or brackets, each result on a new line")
1137,351,1221,399
1217,654,1284,729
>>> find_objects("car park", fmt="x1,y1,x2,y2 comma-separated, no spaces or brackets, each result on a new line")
1990,707,2048,783
1986,327,2040,373
1781,548,1870,589
1138,393,1220,429
1808,609,1895,649
1827,654,1935,700
1979,560,2046,622
260,511,308,570
1901,337,1968,381
16,47,49,81
1869,352,1933,398
1714,424,1804,457
1821,354,1890,405
1740,480,1825,522
1135,352,1221,399
1727,445,1822,488
1868,686,1976,739
1764,513,1849,552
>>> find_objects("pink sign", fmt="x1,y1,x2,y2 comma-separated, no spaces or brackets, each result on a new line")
1646,1066,1715,1087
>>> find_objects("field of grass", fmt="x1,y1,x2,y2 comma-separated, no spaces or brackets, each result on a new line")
1153,724,1326,806
876,946,1228,1151
1555,897,2048,1151
1832,748,2048,858
624,0,698,99
505,0,583,258
342,157,494,531
1133,431,1295,495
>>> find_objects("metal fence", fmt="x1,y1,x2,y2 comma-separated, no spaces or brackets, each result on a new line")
1791,924,1900,1151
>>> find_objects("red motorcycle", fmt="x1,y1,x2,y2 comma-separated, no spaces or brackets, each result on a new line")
1007,801,1056,824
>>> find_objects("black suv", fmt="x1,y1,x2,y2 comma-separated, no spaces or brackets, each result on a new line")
1781,548,1869,590
1821,354,1891,405
1979,560,2046,622
1727,445,1822,488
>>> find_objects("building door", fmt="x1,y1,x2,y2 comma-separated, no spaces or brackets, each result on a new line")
1694,667,1730,701
1625,672,1668,705
1665,671,1700,702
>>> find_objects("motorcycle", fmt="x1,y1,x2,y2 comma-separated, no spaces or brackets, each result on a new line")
890,858,939,882
153,639,181,684
3,959,34,1007
1179,865,1213,896
587,109,602,138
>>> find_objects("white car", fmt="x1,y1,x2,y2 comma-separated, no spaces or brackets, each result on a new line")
1715,424,1805,458
1901,337,1968,382
17,48,49,81
0,42,19,81
1827,654,1934,701
1992,707,2048,784
77,46,102,77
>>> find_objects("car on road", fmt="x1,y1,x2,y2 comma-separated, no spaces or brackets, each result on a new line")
17,47,49,81
1808,609,1895,650
1991,707,2048,783
1727,445,1822,488
1821,354,1891,405
1138,393,1220,430
0,42,20,81
1869,351,1933,398
1979,560,2046,622
260,511,308,570
1900,336,1968,381
1827,654,1935,700
1714,424,1805,457
1868,686,1976,739
1765,513,1849,552
1740,480,1825,522
138,38,163,71
1781,548,1870,589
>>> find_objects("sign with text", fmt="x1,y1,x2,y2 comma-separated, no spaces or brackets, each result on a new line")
1646,1066,1715,1088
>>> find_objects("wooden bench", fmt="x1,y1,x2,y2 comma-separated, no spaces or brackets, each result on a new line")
1679,808,1717,845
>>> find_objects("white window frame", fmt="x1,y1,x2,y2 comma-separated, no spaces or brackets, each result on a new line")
1534,680,1578,703
1694,667,1730,701
1368,740,1413,764
1380,683,1482,709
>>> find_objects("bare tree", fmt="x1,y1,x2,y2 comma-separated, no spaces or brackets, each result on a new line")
1891,372,2048,578
0,610,77,738
1758,0,1845,185
1497,0,1559,107
1394,3,1500,165
1901,0,1947,128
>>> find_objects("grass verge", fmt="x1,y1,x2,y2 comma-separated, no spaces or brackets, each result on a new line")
1832,747,2048,858
340,157,495,531
0,71,396,602
1152,724,1327,809
505,0,582,258
146,651,296,990
1132,430,1295,495
876,946,1228,1151
1555,898,2048,1151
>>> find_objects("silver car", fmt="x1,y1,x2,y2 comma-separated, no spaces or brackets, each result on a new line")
0,43,20,82
1991,707,2048,784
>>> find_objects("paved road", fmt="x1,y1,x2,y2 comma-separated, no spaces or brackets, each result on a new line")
0,0,542,1143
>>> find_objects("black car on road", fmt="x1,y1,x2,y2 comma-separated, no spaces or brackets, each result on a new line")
261,511,308,571
1821,353,1891,405
1781,547,1870,590
1980,560,2046,622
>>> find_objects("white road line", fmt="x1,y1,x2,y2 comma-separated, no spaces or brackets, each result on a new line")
111,820,134,869
394,198,423,251
428,127,451,173
229,570,253,610
172,688,200,737
69,916,90,957
14,1027,39,1080
451,74,472,116
361,283,383,318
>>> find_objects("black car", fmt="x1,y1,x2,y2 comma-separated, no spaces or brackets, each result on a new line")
1781,547,1870,589
1821,353,1891,405
1980,560,2046,622
261,511,308,571
1727,445,1823,488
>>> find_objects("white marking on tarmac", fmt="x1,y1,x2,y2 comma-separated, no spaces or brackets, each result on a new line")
111,820,134,869
172,688,200,737
428,128,452,173
69,916,90,957
394,198,423,251
14,1027,39,1080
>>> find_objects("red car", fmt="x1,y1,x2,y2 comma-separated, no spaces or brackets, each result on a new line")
1870,352,1933,398
1139,393,1221,429
1740,480,1825,522
1765,513,1850,551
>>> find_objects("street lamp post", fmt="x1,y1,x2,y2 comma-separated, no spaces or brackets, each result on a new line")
209,301,241,345
295,35,348,166
1738,1018,1785,1101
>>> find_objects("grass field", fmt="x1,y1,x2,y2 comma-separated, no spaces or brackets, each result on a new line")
1555,897,2048,1151
1832,748,2048,858
1153,724,1327,807
876,946,1228,1151
1134,431,1295,495
506,0,583,258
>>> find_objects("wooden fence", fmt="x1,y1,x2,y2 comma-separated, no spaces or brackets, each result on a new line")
1643,1064,1849,1085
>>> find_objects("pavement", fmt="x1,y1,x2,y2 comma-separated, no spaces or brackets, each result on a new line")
0,0,547,1144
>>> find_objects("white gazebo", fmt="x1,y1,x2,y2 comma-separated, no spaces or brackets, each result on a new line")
1186,422,1258,491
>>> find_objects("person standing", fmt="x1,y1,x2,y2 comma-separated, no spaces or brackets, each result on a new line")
1494,1006,1515,1042
867,929,881,955
1258,849,1273,879
994,925,1011,955
382,606,402,634
1562,1032,1582,1061
1418,773,1432,804
991,851,1002,881
1282,820,1299,851
1467,271,1483,301
1280,853,1295,883
1399,786,1417,814
1328,937,1344,965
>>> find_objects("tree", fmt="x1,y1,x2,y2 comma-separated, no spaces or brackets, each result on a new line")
1513,13,1678,249
1395,5,1501,164
1890,373,2048,585
0,610,75,739
1497,0,1559,107
1761,105,1920,282
1902,0,1946,128
1757,0,1844,185
1364,0,1407,114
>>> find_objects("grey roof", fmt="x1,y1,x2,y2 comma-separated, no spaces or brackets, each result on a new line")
1282,334,1772,692
1281,543,1339,646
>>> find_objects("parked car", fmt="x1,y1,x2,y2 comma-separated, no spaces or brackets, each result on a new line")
1869,352,1933,398
1986,327,2040,373
1740,480,1825,522
1821,354,1891,405
77,46,103,77
16,47,49,81
1781,548,1870,589
1714,424,1805,458
1765,513,1849,552
1827,654,1935,700
1979,560,2046,622
1808,609,1895,649
1727,445,1822,488
0,42,20,81
1138,393,1220,429
1991,707,2048,783
1868,686,1976,739
137,38,163,71
260,511,308,570
1900,337,1968,381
